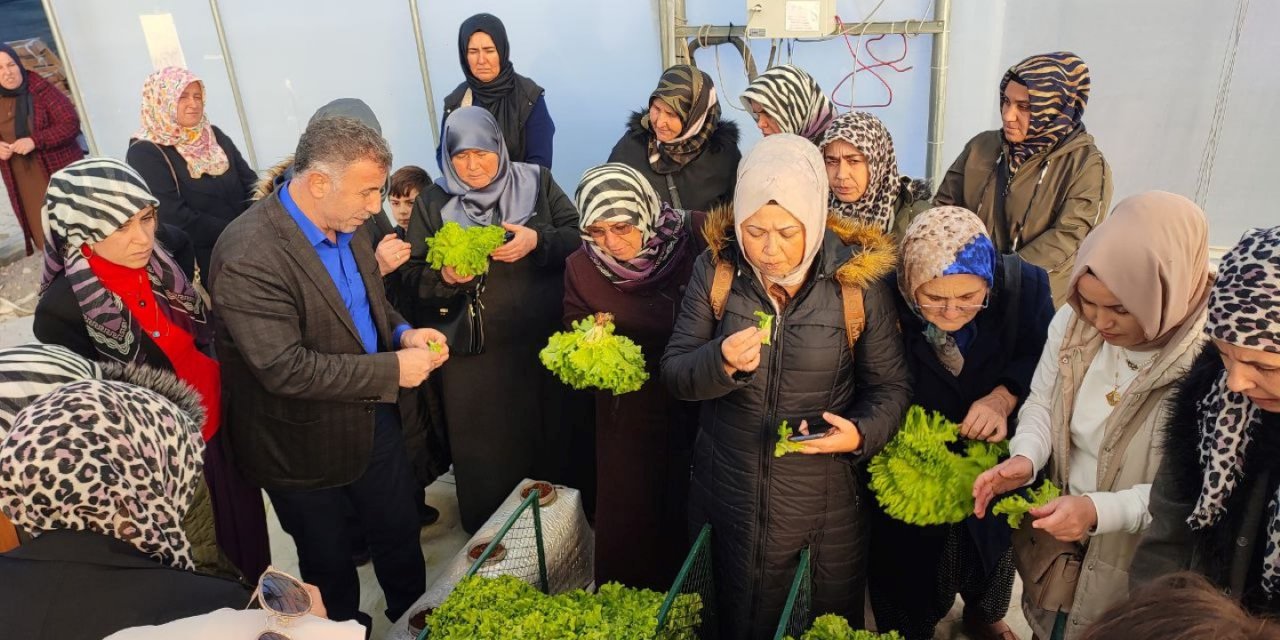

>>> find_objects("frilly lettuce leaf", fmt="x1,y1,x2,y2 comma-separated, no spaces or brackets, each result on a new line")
540,313,648,395
425,221,507,277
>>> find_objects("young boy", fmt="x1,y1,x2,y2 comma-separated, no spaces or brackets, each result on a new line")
388,165,431,236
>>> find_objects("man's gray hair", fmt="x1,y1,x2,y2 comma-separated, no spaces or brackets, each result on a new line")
293,115,392,180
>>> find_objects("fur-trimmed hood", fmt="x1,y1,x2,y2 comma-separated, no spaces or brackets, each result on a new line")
700,203,897,290
99,361,207,433
252,155,294,202
623,111,741,154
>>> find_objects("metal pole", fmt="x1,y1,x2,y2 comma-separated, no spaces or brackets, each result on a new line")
409,0,440,143
925,0,952,190
208,0,258,169
39,0,97,155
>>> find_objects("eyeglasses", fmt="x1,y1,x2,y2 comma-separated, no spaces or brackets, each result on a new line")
583,222,637,239
916,293,990,313
245,566,312,640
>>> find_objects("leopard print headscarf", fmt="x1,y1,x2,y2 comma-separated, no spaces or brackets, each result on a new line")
1188,225,1280,593
818,111,901,233
0,377,205,570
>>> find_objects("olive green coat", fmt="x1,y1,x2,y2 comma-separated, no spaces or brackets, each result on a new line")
935,129,1112,306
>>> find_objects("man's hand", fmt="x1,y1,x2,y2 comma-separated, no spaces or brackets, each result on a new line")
396,348,435,388
375,233,412,276
490,222,537,263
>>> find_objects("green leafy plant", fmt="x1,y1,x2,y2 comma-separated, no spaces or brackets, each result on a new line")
427,340,443,353
425,221,508,277
992,479,1062,529
774,420,806,458
754,310,775,345
867,405,1008,526
427,575,702,639
784,614,905,639
540,313,648,395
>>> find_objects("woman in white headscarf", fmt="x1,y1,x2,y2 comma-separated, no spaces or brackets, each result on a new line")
662,133,911,639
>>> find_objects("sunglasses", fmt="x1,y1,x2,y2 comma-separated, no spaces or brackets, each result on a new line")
245,566,313,640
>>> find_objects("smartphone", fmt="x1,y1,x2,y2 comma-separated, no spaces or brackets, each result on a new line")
787,418,831,442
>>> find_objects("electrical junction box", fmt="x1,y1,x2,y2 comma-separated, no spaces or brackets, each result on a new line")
745,0,837,39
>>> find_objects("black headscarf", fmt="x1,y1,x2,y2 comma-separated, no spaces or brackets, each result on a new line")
457,14,538,160
0,44,32,139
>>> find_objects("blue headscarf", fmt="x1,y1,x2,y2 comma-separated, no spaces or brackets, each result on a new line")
898,206,998,374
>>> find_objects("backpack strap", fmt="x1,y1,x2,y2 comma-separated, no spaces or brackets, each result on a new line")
840,282,866,349
1000,253,1023,341
711,260,868,348
709,260,734,320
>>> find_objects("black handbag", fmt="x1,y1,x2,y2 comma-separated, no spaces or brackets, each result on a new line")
424,278,486,356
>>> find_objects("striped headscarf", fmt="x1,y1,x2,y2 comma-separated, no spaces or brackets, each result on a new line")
134,67,230,179
642,65,722,175
40,158,211,366
575,163,688,287
898,207,997,375
1188,226,1280,594
740,64,835,143
0,343,100,440
818,111,902,233
0,377,205,570
1000,52,1091,174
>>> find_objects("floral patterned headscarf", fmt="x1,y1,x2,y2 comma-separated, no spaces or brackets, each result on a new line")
134,67,229,179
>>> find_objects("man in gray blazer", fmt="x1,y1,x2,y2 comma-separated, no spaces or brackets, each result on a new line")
209,116,447,628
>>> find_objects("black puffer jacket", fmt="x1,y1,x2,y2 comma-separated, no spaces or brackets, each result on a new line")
608,112,740,212
661,208,911,640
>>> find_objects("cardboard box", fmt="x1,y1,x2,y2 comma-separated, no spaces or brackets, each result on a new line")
4,38,72,99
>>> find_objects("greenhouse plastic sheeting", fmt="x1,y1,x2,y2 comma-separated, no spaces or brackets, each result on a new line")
385,478,594,640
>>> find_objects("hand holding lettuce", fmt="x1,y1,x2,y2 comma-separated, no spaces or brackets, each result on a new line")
426,222,508,278
540,313,648,395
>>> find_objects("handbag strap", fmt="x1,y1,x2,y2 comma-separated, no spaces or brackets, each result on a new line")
664,174,683,210
129,139,182,196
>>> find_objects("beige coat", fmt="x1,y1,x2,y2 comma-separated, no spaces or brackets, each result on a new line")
935,129,1113,306
1022,299,1209,639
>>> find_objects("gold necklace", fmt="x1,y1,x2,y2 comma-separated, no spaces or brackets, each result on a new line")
1105,348,1144,406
